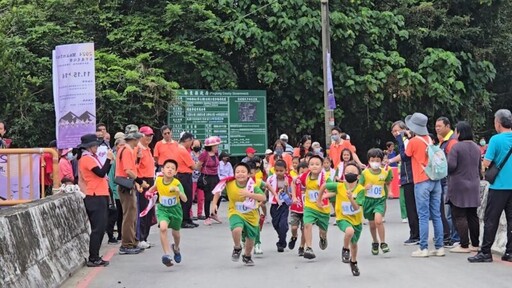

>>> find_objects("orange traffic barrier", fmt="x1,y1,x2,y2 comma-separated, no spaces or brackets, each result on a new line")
0,148,60,206
388,167,400,199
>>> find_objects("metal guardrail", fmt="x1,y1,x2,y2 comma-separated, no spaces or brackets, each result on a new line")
0,148,60,206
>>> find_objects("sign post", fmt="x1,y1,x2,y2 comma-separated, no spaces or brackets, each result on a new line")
168,90,267,156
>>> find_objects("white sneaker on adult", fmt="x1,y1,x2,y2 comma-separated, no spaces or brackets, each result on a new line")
402,218,408,223
428,248,445,257
469,245,480,252
450,246,471,253
138,241,150,249
411,248,429,257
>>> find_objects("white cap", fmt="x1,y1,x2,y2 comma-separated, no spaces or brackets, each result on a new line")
312,141,321,148
265,149,273,155
279,134,288,141
346,134,351,140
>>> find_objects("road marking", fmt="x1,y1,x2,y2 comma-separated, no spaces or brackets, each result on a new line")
75,246,118,288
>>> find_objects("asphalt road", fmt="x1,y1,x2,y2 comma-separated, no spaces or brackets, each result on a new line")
63,199,512,288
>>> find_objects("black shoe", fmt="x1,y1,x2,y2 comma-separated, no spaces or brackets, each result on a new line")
403,239,419,246
342,248,350,263
192,222,199,227
119,246,142,255
86,258,109,267
319,237,328,250
444,240,456,248
192,216,198,221
116,236,122,241
181,223,196,229
468,252,493,263
501,253,512,262
108,238,119,245
350,261,360,276
330,213,335,217
198,215,206,220
277,246,285,253
242,255,255,266
298,247,304,257
303,247,316,259
288,237,297,250
232,247,242,262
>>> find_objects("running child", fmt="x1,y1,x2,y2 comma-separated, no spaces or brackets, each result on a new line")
248,160,273,255
267,160,294,252
299,155,332,259
289,161,308,256
211,163,266,266
145,159,187,267
318,162,364,276
359,148,392,255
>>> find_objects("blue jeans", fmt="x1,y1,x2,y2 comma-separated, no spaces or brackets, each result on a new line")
415,180,444,250
442,185,460,242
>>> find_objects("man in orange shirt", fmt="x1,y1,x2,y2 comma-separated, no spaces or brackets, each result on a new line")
116,127,144,255
154,125,179,170
134,126,156,248
328,127,364,168
405,113,444,258
175,132,198,228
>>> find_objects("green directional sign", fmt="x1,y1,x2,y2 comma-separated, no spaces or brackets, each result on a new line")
168,90,268,156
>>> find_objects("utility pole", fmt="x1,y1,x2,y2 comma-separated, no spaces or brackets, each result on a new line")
321,0,334,149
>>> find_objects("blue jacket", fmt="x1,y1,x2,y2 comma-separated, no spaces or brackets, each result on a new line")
396,133,414,185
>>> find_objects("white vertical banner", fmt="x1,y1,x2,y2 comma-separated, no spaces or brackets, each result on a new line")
52,43,96,149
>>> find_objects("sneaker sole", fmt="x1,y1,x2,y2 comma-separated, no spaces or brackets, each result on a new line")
303,253,316,259
371,250,379,255
243,261,255,266
162,258,174,267
404,242,419,246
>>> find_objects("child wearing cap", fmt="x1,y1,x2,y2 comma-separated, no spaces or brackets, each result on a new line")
242,147,257,163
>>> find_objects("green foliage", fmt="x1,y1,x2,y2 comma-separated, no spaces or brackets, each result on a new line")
0,0,508,154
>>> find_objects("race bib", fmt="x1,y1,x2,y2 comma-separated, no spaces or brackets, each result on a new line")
366,185,383,198
308,190,320,202
341,201,359,216
160,196,177,207
235,202,253,214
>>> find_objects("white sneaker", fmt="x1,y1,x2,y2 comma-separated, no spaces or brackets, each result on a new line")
138,241,150,249
254,244,263,255
450,246,470,253
411,248,429,257
428,248,445,257
402,218,408,223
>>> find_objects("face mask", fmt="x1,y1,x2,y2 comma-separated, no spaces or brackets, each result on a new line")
331,135,340,142
193,147,201,152
66,152,74,161
480,140,486,146
345,173,358,183
314,148,321,153
275,148,284,156
370,162,381,170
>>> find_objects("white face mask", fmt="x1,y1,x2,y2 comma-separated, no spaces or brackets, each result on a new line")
66,152,74,161
369,162,381,170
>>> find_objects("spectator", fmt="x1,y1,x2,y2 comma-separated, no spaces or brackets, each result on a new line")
116,127,144,255
43,140,58,195
293,135,313,159
218,151,233,179
107,136,126,244
241,147,257,163
58,148,75,183
389,120,419,246
479,137,488,157
469,109,512,263
0,120,12,148
263,149,273,174
280,134,294,154
329,127,364,168
270,139,294,172
197,136,222,226
446,121,481,253
77,133,113,267
175,132,198,228
154,125,179,170
191,139,205,220
312,141,324,157
134,126,156,249
405,113,444,257
435,116,460,247
385,141,398,168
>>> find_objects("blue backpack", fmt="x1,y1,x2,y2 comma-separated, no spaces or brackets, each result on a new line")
417,136,448,180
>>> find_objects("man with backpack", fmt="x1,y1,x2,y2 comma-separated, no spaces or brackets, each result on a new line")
405,113,447,257
436,117,461,247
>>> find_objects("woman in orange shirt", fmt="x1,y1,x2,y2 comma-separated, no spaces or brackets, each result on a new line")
269,139,293,172
293,135,313,160
77,134,114,268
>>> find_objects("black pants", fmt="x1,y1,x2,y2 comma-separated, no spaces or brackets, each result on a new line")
116,199,123,240
84,196,109,261
177,173,193,223
441,185,451,241
451,205,479,248
403,183,419,240
137,177,155,242
271,203,289,248
481,189,512,254
203,174,220,217
106,205,117,239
